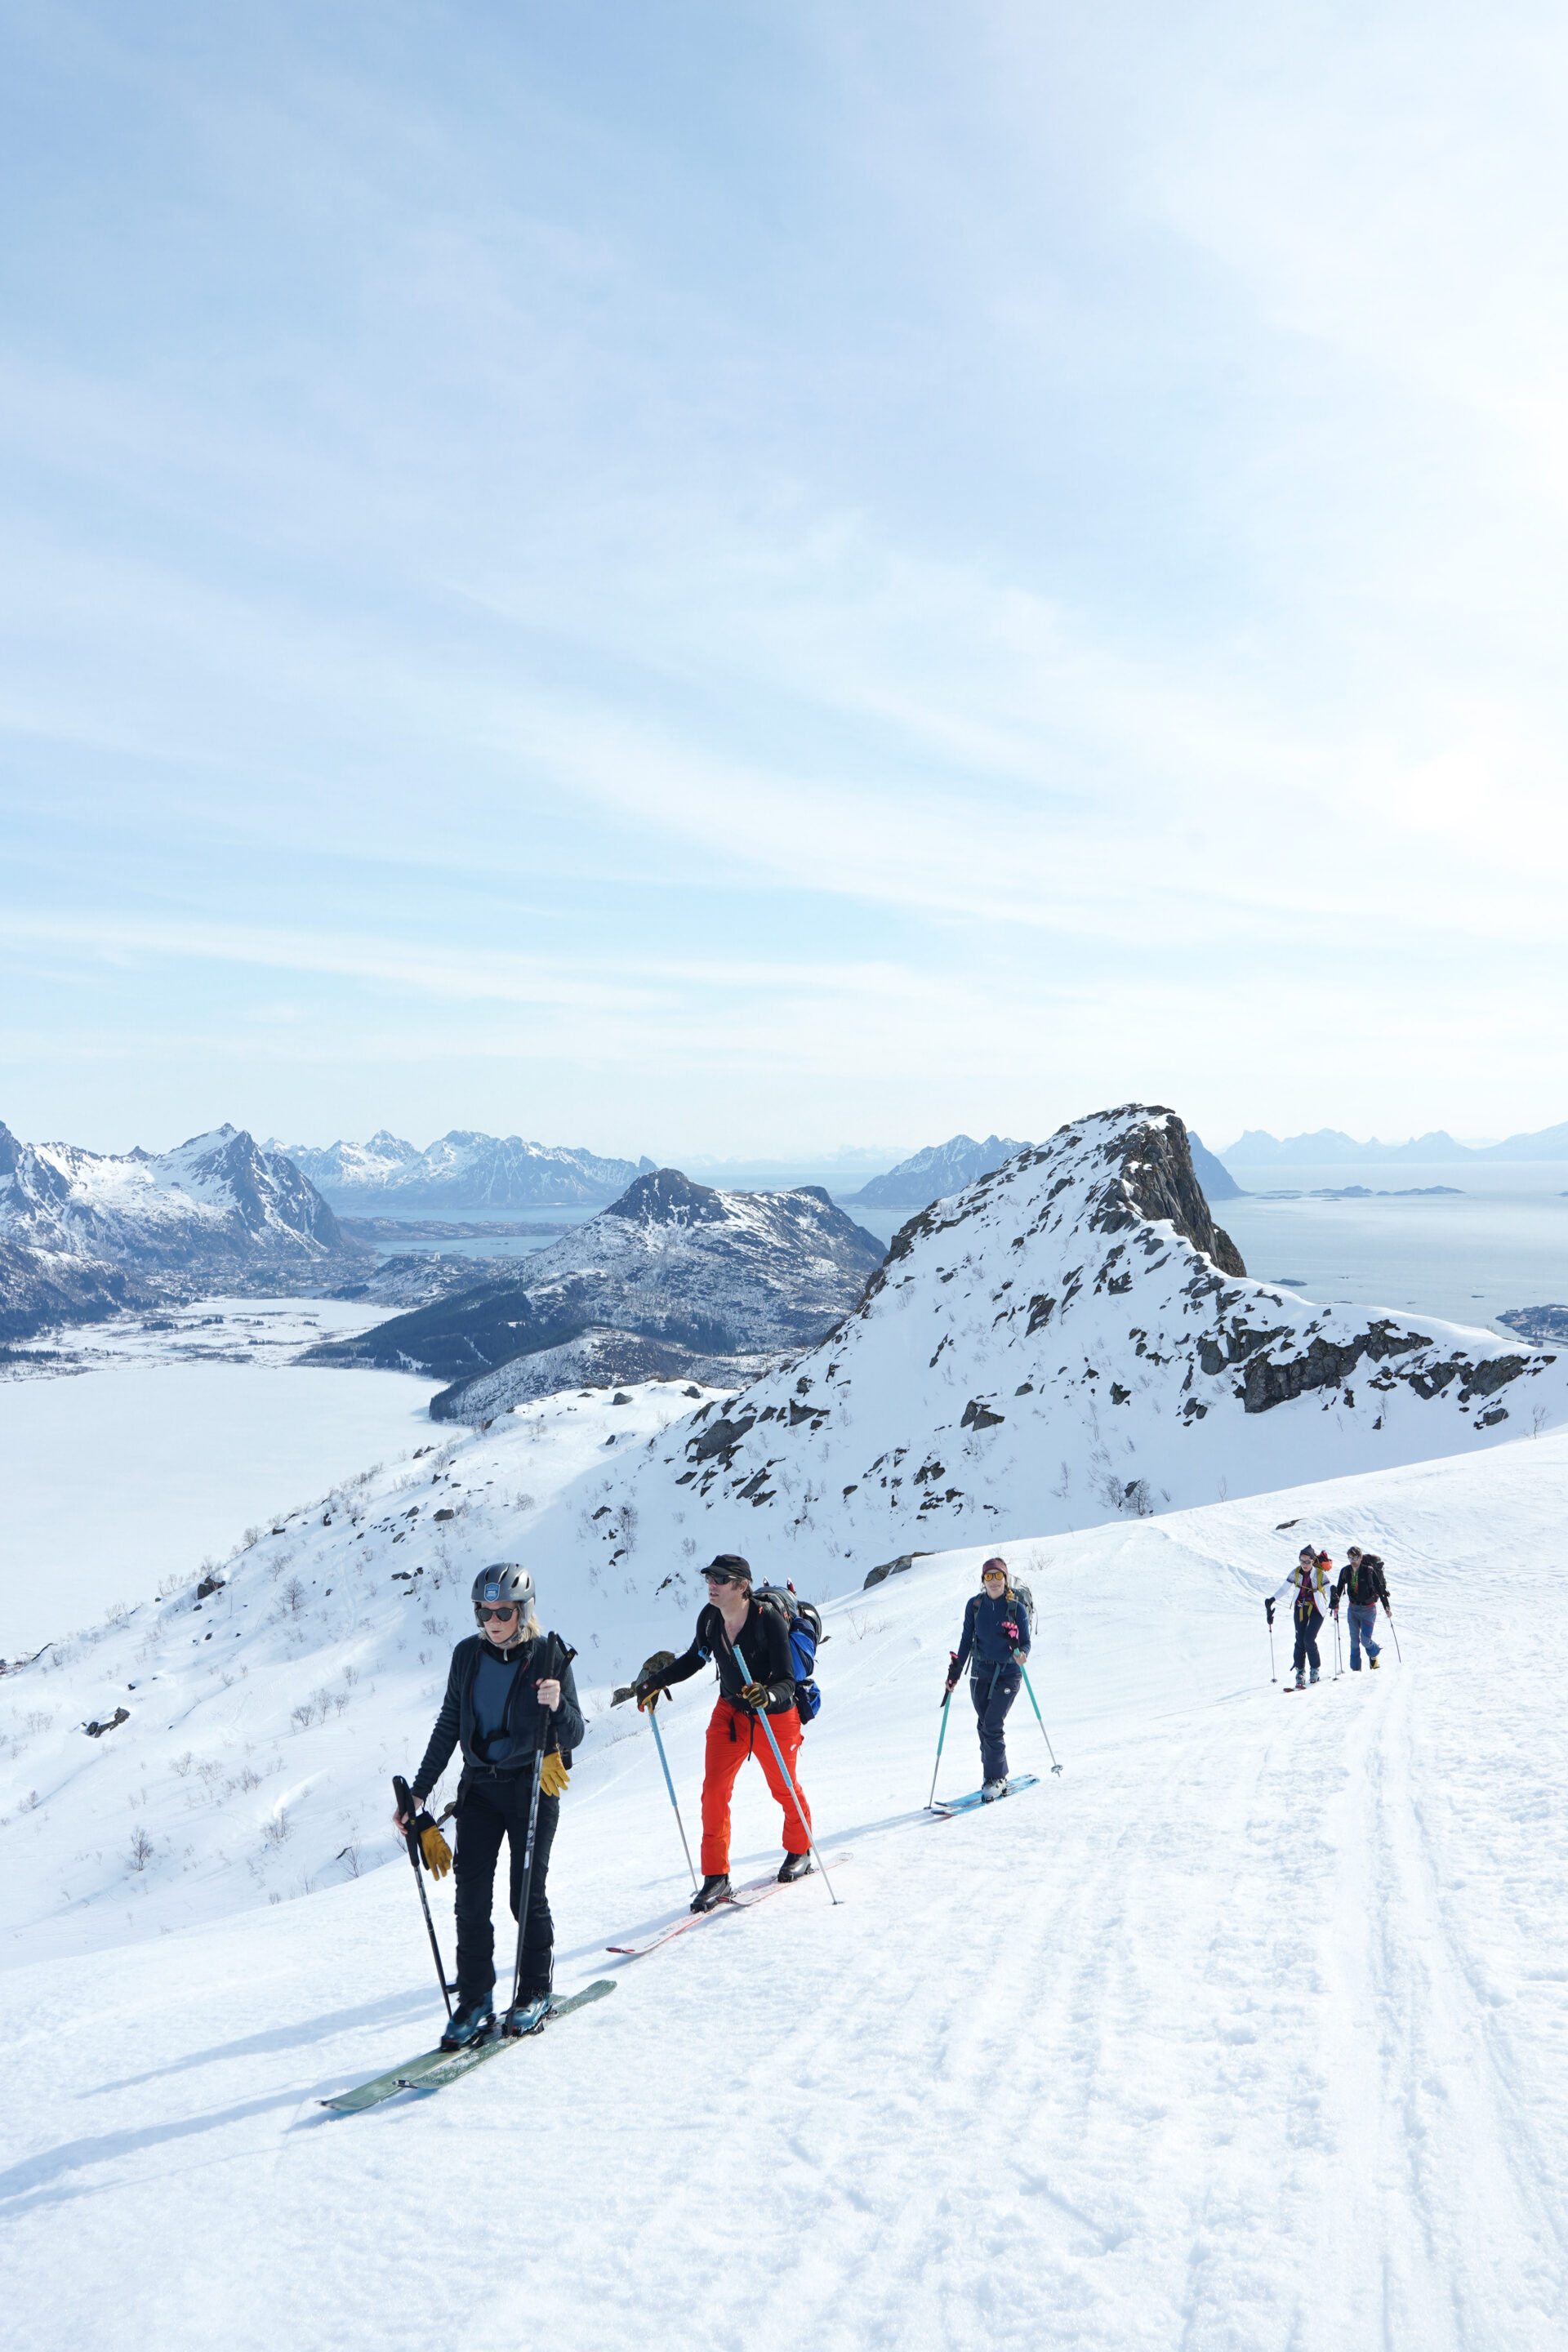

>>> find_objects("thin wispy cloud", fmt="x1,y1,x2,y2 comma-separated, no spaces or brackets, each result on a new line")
2,2,1566,1152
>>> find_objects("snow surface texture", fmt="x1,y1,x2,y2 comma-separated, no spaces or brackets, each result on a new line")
2,1428,1566,2350
0,1301,434,1654
280,1127,656,1209
309,1165,884,1416
0,1120,365,1338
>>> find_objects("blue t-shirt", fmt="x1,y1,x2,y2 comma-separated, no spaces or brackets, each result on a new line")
472,1648,522,1762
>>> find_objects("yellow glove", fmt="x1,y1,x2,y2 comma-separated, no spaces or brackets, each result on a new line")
416,1814,452,1879
541,1753,570,1798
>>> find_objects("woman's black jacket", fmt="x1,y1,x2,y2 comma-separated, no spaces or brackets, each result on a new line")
654,1599,799,1716
412,1632,584,1802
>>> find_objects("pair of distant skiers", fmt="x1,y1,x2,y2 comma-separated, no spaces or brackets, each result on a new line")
393,1546,1031,2047
1266,1544,1393,1687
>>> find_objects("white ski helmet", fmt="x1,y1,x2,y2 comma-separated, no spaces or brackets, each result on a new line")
473,1562,534,1628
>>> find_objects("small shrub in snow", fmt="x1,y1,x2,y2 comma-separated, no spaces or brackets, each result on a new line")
261,1809,290,1847
171,1752,194,1778
129,1826,154,1871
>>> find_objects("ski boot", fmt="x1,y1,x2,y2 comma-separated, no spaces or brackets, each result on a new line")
1294,1670,1306,1690
981,1778,1008,1802
1310,1666,1320,1684
440,1993,495,2051
505,1953,553,2037
1369,1655,1380,1670
777,1851,812,1883
690,1873,733,1913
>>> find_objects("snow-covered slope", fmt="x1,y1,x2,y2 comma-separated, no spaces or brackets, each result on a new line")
529,1104,1566,1584
4,1423,1567,2351
283,1129,656,1209
307,1168,886,1414
849,1130,1027,1207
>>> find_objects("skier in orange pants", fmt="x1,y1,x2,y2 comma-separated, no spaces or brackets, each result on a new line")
627,1553,812,1910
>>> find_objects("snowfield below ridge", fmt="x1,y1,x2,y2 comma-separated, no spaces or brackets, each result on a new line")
2,1433,1566,2351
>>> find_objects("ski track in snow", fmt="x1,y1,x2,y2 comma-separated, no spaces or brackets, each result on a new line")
2,1430,1567,2348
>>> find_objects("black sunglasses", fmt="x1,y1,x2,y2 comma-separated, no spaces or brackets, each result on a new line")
478,1602,519,1621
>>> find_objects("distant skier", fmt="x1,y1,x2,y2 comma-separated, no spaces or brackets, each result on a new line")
1332,1545,1390,1671
394,1563,583,2048
944,1557,1031,1799
627,1553,812,1912
1267,1546,1334,1688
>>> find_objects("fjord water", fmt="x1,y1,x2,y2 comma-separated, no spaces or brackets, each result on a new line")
1216,1161,1568,1335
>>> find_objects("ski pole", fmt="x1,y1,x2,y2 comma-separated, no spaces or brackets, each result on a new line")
392,1774,452,2018
927,1658,957,1808
1333,1612,1343,1679
725,1633,839,1905
503,1637,573,2034
1015,1655,1063,1774
646,1695,698,1891
1383,1601,1402,1664
1267,1610,1276,1682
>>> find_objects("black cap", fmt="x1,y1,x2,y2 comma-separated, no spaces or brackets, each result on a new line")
704,1553,752,1584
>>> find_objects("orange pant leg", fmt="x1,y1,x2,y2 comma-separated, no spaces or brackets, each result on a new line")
700,1700,750,1875
755,1707,811,1855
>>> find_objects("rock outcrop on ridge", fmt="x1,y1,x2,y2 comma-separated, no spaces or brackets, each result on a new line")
0,1121,368,1338
305,1168,885,1413
525,1106,1566,1584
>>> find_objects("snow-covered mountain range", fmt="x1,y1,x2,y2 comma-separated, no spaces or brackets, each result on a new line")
280,1129,656,1210
514,1104,1564,1587
0,1123,367,1339
847,1132,1027,1207
306,1167,887,1414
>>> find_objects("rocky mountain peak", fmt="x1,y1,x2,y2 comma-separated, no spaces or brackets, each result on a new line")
604,1168,728,1225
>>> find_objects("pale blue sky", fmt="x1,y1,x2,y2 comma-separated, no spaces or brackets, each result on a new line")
3,2,1566,1160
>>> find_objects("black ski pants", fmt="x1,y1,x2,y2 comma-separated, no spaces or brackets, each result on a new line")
1292,1605,1323,1677
972,1661,1022,1782
453,1772,559,2004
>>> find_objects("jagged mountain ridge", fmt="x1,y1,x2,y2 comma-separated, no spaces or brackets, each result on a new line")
522,1105,1566,1582
305,1167,886,1411
848,1134,1027,1209
1221,1119,1568,1166
281,1129,657,1209
0,1122,366,1336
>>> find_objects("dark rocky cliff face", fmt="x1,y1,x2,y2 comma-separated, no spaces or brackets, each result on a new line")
1105,1111,1246,1277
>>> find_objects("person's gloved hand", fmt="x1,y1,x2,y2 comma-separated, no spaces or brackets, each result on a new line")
415,1811,452,1879
738,1681,770,1714
613,1648,678,1708
541,1753,570,1798
1264,1597,1275,1626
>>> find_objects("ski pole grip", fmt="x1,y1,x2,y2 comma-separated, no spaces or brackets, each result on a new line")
393,1775,420,1860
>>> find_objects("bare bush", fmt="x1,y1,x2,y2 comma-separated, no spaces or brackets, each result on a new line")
130,1825,154,1872
171,1751,194,1778
281,1577,307,1617
291,1703,315,1732
261,1809,291,1848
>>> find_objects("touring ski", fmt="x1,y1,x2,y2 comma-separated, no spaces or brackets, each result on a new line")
929,1774,1040,1815
319,1980,615,2114
607,1855,850,1959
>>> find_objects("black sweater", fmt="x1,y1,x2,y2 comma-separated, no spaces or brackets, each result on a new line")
656,1599,799,1716
412,1632,584,1801
1334,1556,1390,1610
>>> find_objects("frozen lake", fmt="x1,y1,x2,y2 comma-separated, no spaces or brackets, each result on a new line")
0,1300,434,1656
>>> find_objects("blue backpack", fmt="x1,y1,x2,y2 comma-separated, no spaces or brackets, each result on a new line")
755,1584,823,1726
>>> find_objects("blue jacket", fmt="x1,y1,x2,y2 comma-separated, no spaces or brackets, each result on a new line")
954,1589,1030,1673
